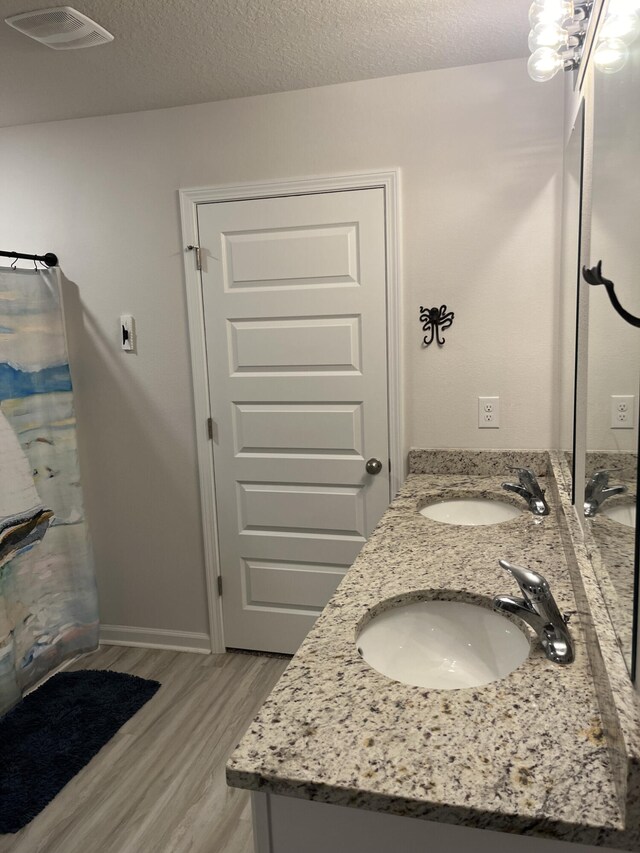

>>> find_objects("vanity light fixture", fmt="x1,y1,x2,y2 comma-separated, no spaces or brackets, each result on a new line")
527,0,594,81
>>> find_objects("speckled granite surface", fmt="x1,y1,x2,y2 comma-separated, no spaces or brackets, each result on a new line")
407,448,550,477
227,454,638,848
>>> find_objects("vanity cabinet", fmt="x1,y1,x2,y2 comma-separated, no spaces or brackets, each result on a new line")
253,793,618,853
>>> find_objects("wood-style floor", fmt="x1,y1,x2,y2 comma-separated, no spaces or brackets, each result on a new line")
0,645,289,853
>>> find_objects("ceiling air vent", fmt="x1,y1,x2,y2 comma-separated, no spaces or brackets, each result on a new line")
5,6,113,49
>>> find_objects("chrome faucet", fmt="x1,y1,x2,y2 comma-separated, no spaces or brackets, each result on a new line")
493,560,575,665
502,468,550,516
584,470,627,518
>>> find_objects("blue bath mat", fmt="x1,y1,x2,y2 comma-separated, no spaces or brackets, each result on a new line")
0,669,160,833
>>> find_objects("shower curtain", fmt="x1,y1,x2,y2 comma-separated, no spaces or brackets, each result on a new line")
0,267,98,716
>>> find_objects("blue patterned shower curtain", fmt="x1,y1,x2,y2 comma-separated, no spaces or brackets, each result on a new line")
0,268,98,716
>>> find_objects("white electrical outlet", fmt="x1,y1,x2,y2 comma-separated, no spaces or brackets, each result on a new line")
478,396,500,429
611,395,635,429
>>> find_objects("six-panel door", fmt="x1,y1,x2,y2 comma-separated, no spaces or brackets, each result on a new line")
198,188,390,653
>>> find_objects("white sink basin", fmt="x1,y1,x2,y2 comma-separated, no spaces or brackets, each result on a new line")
419,498,521,526
357,600,529,690
601,504,636,529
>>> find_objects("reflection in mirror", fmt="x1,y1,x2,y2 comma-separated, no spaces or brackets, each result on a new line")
558,101,584,500
586,35,640,676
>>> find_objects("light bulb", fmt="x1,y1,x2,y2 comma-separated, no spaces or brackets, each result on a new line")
594,37,629,72
527,47,565,81
600,11,640,44
528,21,570,51
529,0,574,28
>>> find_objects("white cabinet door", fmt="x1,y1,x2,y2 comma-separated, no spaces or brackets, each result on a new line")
198,188,390,652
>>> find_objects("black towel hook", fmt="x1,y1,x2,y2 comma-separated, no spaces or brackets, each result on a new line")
419,304,455,347
582,260,640,328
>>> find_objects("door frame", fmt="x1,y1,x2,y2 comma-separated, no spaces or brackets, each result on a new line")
179,170,403,653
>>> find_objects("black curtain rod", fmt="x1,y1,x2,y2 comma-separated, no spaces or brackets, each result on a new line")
0,250,58,267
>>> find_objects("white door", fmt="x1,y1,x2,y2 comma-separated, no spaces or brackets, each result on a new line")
198,188,390,653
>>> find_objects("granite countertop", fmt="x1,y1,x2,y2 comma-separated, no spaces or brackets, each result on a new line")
227,454,634,849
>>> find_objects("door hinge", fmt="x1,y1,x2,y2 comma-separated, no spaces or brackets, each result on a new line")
217,575,223,596
207,417,213,440
187,244,202,271
388,459,392,472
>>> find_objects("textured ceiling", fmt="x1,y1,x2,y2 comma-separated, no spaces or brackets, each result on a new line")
0,0,531,128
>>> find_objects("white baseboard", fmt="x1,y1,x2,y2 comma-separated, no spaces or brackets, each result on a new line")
100,624,211,654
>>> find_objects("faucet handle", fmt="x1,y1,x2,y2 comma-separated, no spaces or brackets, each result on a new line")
505,467,545,493
506,465,531,476
498,559,550,603
586,468,628,486
590,467,629,477
589,469,610,481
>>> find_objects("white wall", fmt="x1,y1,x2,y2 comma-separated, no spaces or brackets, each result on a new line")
0,59,563,638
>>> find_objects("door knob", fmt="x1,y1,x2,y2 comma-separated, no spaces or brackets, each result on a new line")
366,458,383,475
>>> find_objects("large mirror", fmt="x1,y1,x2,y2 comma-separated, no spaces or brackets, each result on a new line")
585,36,640,676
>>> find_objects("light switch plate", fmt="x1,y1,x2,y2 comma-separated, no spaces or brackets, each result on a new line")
120,314,135,352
